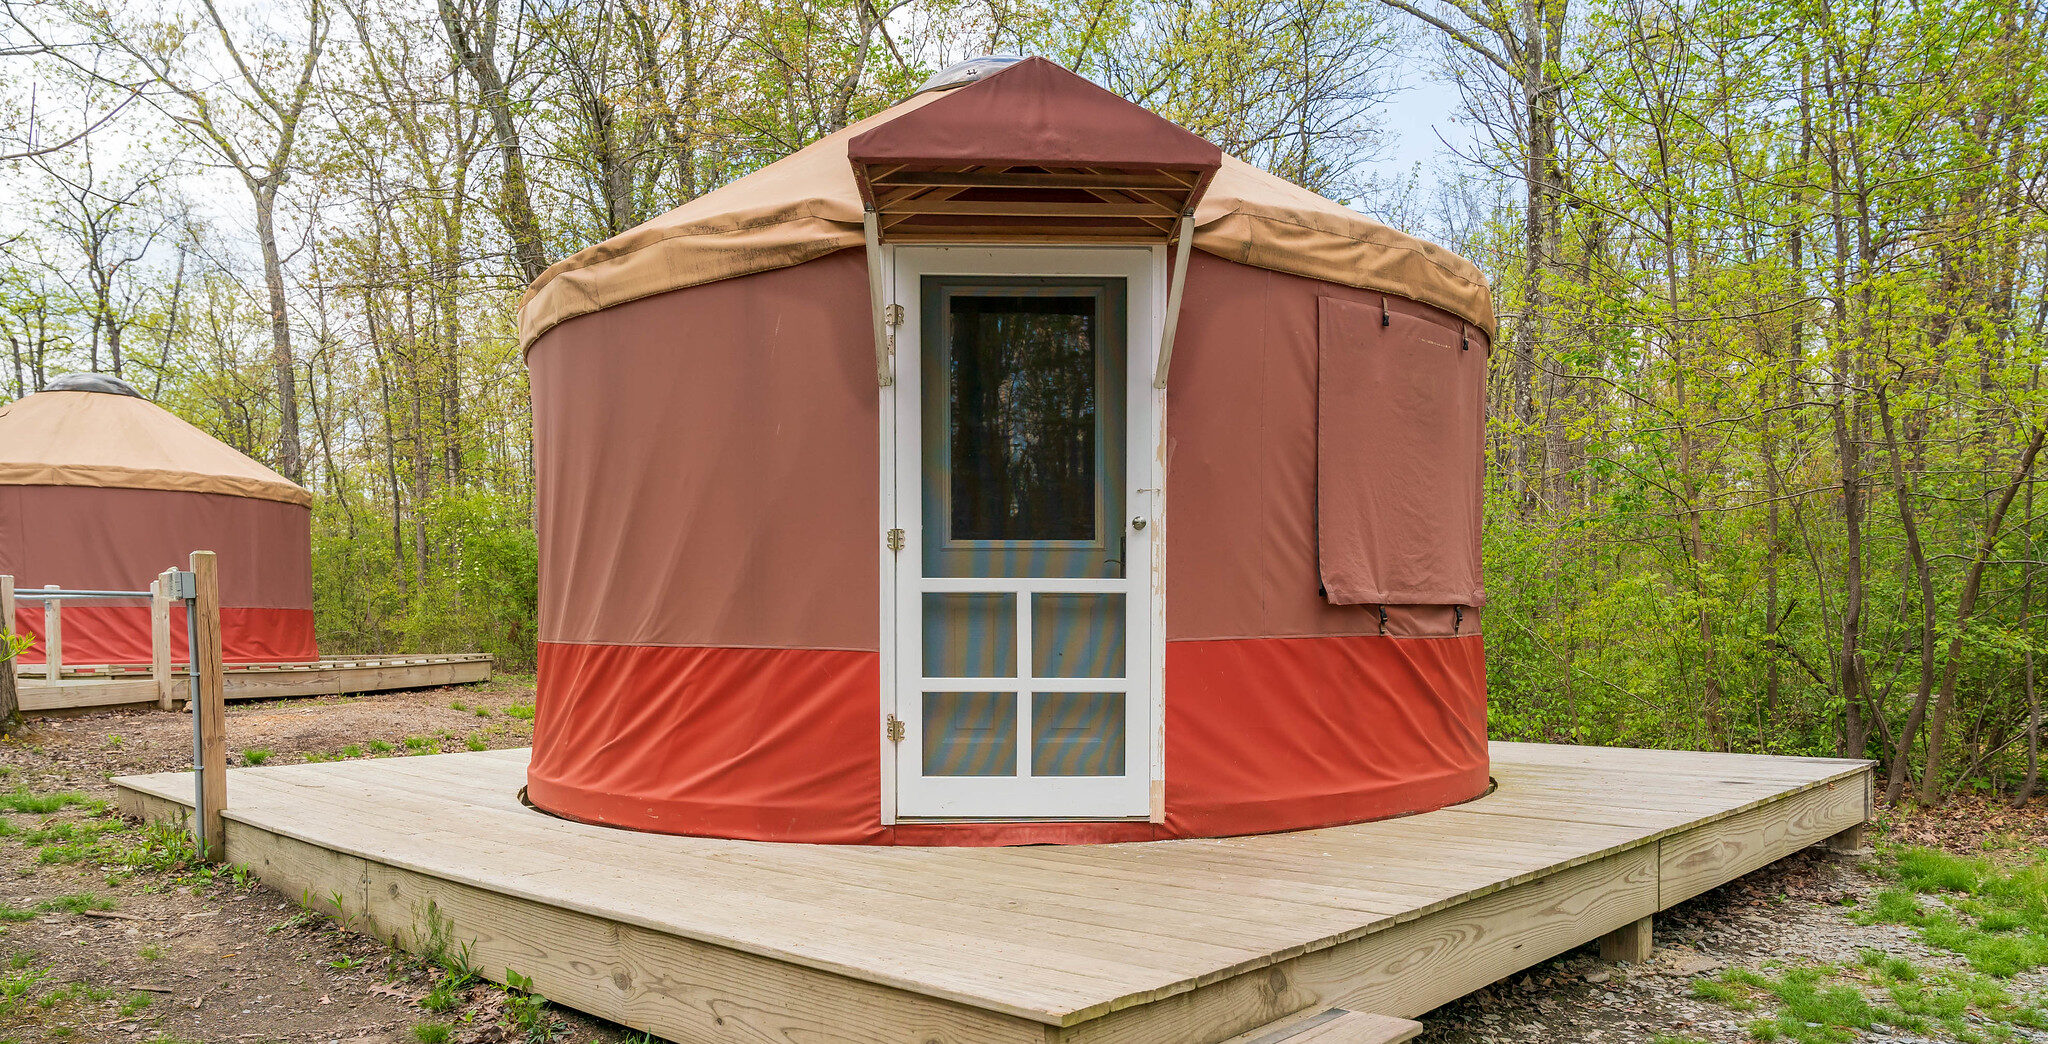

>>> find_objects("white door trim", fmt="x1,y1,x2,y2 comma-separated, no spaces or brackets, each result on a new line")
882,244,1165,822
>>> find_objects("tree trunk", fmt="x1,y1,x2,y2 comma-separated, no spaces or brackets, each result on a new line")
1878,386,1937,803
1917,426,2047,804
0,651,17,733
252,183,303,482
439,0,550,284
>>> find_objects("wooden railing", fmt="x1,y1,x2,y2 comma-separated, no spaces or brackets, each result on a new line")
2,551,228,860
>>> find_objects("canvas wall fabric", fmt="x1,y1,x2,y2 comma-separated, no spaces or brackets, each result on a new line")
516,60,1493,351
0,484,318,664
524,250,1491,844
0,391,311,506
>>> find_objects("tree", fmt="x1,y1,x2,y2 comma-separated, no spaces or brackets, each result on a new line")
49,0,329,480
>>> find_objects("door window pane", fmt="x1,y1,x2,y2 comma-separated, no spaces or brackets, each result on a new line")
924,692,1017,776
1031,692,1125,776
922,593,1016,678
1032,593,1125,678
949,295,1097,541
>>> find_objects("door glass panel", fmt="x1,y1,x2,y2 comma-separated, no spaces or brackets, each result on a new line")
948,295,1096,542
1032,593,1125,678
924,692,1017,776
922,593,1016,678
1031,692,1126,776
922,280,1125,581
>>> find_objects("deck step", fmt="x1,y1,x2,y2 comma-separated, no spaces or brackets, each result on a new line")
1241,1009,1423,1044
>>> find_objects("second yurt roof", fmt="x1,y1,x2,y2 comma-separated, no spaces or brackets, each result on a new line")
517,57,1494,351
0,386,311,506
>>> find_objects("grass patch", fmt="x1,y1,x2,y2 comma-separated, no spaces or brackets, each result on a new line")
465,734,488,752
0,787,89,814
414,1024,453,1044
504,703,535,720
403,735,439,753
340,744,364,758
241,748,273,766
367,740,395,754
1855,846,2048,977
1694,951,2048,1042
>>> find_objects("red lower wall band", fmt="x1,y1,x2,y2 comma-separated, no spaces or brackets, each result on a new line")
526,634,1489,846
13,605,319,666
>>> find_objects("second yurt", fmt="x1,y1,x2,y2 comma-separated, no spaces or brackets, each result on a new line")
519,57,1493,845
0,374,318,665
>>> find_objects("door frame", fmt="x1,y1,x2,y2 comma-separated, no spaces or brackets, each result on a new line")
878,244,1167,824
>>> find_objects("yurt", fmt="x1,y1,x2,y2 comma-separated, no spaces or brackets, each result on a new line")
0,374,318,665
520,57,1492,845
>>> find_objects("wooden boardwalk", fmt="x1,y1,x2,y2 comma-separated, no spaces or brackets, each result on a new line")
113,742,1871,1043
18,653,493,712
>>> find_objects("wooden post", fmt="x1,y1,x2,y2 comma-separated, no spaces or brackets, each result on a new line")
0,575,16,729
151,570,175,711
190,551,227,862
42,585,61,679
1824,822,1869,854
1598,915,1653,963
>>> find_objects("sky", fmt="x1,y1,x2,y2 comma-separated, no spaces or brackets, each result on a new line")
1372,75,1471,179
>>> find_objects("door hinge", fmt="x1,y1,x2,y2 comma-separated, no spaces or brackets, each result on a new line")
885,714,906,742
884,303,904,327
886,528,905,552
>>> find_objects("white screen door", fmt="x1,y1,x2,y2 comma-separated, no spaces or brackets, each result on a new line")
890,246,1157,819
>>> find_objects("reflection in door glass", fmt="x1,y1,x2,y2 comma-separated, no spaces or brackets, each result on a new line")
924,692,1017,776
1032,692,1125,776
949,295,1097,541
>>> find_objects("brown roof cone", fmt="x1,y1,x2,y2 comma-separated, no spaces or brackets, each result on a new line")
517,56,1493,351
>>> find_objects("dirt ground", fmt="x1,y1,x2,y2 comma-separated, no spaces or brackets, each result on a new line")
0,684,2040,1043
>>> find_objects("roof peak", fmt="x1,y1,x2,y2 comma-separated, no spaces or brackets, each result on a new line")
45,372,143,398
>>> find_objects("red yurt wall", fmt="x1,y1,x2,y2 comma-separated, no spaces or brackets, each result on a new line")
4,485,317,665
524,249,1490,845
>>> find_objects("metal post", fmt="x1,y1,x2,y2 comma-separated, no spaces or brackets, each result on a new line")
185,571,204,853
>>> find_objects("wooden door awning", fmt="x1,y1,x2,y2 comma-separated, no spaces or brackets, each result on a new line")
860,163,1206,241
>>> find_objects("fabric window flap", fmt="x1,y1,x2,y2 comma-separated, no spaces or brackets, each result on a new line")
1316,297,1485,607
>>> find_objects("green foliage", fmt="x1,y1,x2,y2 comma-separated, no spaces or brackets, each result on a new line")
241,748,272,766
412,1024,452,1044
501,969,558,1043
314,491,538,671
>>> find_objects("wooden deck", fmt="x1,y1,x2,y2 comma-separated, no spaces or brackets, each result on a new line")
113,742,1872,1043
17,653,493,712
